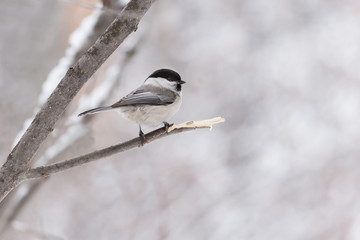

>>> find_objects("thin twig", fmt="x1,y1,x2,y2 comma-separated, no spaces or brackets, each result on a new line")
26,118,225,179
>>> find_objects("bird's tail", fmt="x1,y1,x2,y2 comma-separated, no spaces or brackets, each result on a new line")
78,106,113,116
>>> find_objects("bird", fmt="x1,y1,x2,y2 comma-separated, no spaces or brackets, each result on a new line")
78,68,186,140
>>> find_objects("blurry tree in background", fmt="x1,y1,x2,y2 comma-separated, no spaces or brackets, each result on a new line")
2,0,360,239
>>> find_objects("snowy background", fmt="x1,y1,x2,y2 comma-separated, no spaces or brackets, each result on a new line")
1,0,360,239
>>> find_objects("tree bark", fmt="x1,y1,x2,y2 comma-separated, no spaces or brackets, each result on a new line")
0,0,155,203
25,118,224,179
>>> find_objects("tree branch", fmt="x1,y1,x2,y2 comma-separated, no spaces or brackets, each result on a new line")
26,118,224,179
0,0,155,203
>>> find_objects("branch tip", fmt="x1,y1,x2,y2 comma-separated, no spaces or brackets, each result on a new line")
168,117,225,132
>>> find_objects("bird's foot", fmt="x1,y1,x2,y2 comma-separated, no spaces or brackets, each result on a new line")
163,122,173,134
139,125,146,144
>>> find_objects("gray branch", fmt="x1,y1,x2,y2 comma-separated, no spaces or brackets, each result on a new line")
26,126,190,179
26,118,224,179
0,0,155,203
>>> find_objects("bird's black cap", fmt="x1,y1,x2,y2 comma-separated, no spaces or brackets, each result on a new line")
148,69,185,84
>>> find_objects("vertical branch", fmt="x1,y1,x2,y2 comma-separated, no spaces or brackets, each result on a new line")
0,0,155,203
0,0,146,232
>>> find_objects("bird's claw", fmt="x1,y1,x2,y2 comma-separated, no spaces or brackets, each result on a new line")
163,122,173,134
139,125,146,144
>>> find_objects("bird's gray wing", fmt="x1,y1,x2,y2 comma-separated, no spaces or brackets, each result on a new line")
111,88,175,107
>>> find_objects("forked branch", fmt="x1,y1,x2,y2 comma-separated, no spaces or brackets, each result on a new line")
0,0,155,203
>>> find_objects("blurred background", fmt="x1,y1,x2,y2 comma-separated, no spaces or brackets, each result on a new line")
1,0,360,239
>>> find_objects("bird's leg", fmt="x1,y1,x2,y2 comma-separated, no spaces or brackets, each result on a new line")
139,125,146,142
163,121,173,134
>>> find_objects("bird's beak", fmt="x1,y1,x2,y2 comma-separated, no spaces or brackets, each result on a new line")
179,80,186,84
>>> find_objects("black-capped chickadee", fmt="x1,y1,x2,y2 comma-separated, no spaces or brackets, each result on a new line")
78,69,186,139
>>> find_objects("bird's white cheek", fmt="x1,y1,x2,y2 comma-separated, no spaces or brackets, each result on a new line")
145,77,177,90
